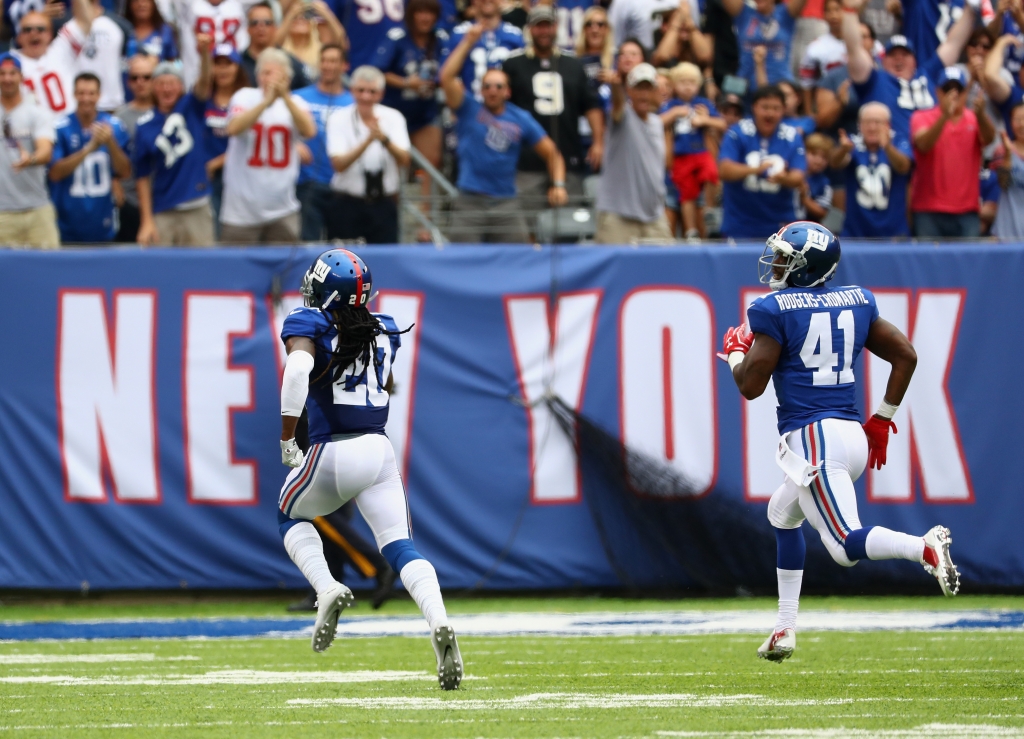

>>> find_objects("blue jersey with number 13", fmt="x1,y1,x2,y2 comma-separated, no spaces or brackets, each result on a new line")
281,307,401,443
747,284,879,434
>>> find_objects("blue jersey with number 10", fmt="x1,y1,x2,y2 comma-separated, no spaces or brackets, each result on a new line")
747,285,880,434
281,307,401,443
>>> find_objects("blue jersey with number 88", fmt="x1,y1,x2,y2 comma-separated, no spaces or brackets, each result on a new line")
281,307,401,443
747,284,879,434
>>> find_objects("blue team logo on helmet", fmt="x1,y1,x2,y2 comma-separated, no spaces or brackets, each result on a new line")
758,221,841,291
300,248,373,311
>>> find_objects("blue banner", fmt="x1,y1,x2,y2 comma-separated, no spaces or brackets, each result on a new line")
0,244,1020,591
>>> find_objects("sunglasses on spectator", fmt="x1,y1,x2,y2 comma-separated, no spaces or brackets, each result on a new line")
249,18,274,26
20,25,48,33
482,82,506,90
129,74,152,81
584,20,606,28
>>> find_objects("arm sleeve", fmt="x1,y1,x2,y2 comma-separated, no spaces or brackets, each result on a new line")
281,307,326,342
746,298,784,345
281,349,315,417
387,109,411,150
113,118,131,149
863,288,880,324
34,109,56,143
369,37,396,71
50,126,67,161
788,139,807,172
325,109,347,156
522,112,546,148
718,126,742,162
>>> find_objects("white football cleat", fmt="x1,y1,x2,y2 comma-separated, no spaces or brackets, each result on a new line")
757,628,796,662
922,526,960,596
431,624,463,690
311,583,354,653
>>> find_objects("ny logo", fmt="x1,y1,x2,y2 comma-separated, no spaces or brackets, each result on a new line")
805,230,829,250
311,260,331,283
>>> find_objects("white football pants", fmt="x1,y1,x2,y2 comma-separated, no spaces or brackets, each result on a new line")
278,434,410,549
767,418,868,567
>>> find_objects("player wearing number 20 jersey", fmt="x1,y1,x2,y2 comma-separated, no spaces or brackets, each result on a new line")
221,86,310,229
720,222,959,664
276,249,463,691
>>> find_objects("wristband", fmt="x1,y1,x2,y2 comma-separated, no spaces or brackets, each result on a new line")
728,351,745,370
875,399,900,419
380,135,390,147
552,181,566,188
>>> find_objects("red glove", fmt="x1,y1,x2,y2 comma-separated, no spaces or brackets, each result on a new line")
717,323,754,362
863,416,898,470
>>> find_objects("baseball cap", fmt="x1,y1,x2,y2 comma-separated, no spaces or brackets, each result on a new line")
627,62,658,88
0,52,21,71
527,4,556,25
937,65,967,89
885,34,915,56
153,60,185,82
213,43,241,64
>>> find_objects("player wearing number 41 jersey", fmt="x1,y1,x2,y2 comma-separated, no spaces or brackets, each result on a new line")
277,249,463,691
720,222,960,664
221,48,315,243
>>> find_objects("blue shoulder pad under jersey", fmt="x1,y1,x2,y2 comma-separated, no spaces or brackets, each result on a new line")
747,285,880,435
281,308,402,441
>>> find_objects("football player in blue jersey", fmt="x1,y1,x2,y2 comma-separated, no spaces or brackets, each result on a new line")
48,73,131,243
444,0,523,100
842,0,976,142
720,222,960,663
277,249,462,690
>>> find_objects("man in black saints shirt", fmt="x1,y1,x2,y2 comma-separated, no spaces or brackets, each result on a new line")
501,4,604,210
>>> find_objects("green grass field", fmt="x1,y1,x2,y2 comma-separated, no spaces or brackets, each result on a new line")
2,594,1023,738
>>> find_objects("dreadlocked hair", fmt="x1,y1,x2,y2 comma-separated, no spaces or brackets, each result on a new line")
315,305,412,384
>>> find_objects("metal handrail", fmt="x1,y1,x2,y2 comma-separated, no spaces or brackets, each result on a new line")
408,147,459,199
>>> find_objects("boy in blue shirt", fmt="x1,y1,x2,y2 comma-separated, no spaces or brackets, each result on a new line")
719,85,806,239
798,133,833,223
133,37,214,246
660,61,725,239
48,73,131,243
439,21,565,242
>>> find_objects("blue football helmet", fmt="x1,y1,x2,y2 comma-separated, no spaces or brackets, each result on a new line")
300,249,373,311
758,221,841,291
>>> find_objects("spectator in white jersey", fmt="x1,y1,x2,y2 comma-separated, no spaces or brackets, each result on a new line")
11,0,96,116
221,47,315,244
74,0,133,111
594,62,673,243
114,53,155,241
0,53,59,249
241,3,311,92
325,65,411,243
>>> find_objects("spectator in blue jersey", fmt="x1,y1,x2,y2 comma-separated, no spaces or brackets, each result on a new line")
334,0,404,69
798,132,834,223
983,33,1024,138
134,36,215,246
48,72,130,242
980,162,999,234
125,0,178,63
777,79,815,136
444,0,523,101
829,101,912,237
718,84,806,239
241,3,310,92
842,0,978,142
575,4,614,157
294,43,352,241
203,44,248,236
371,0,450,233
721,0,808,92
892,0,993,74
440,22,566,243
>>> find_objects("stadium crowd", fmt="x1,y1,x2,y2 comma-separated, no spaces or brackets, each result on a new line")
1,0,1022,246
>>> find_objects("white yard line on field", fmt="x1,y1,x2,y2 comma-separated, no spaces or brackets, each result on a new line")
0,669,433,686
654,725,1024,738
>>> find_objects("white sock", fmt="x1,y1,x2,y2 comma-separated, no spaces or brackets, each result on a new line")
865,527,925,563
400,559,448,631
775,568,803,632
283,522,338,595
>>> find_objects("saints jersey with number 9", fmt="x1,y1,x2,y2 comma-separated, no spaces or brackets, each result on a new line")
747,284,880,434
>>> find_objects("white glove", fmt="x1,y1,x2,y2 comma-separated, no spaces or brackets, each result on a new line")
281,438,305,468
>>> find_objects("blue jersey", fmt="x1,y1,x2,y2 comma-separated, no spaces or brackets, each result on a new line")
783,114,815,137
747,285,880,434
664,96,719,155
854,66,938,142
293,85,353,185
840,134,912,238
370,27,449,131
445,21,524,100
49,112,130,242
133,93,211,212
280,307,401,441
555,0,597,52
901,0,964,73
980,166,999,204
332,0,406,69
798,170,833,221
996,83,1024,140
719,118,806,238
735,4,796,90
203,98,230,160
454,96,546,198
999,12,1024,74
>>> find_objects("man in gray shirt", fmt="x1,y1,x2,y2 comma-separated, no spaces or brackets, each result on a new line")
595,62,673,243
114,55,156,243
0,53,58,249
